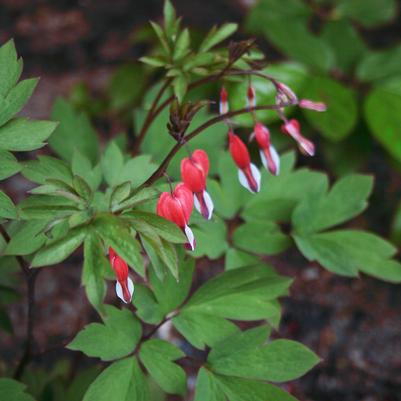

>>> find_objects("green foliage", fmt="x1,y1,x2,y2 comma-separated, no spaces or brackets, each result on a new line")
0,378,35,401
68,305,142,361
139,339,186,395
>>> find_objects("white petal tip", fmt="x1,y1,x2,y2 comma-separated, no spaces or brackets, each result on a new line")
184,225,196,251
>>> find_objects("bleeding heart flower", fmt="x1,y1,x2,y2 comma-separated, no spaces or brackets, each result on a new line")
276,82,298,102
219,86,229,115
228,131,261,193
156,183,196,250
281,119,315,156
254,122,280,176
299,99,327,112
247,85,256,108
181,149,214,220
109,247,134,304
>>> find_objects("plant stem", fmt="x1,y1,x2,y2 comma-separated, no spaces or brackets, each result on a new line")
142,100,295,186
132,78,172,155
0,224,40,379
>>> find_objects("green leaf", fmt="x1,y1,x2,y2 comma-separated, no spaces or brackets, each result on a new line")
117,155,158,188
73,175,93,201
150,22,170,54
173,311,239,350
139,339,186,395
246,1,333,71
110,182,131,208
199,23,238,52
109,63,146,111
292,174,373,234
4,220,48,255
82,233,107,314
191,216,228,259
0,150,20,180
101,141,124,187
209,327,320,382
71,150,102,191
0,40,23,97
241,155,328,222
83,357,149,401
21,155,73,185
149,255,194,313
184,265,290,322
294,230,401,282
216,375,298,401
124,211,186,243
0,191,17,219
133,284,164,324
68,305,141,360
0,78,38,127
139,56,166,68
50,98,99,164
0,118,58,151
225,248,260,270
173,29,190,60
364,85,401,161
302,76,358,141
233,221,291,255
93,214,144,277
31,227,86,267
0,378,35,401
172,75,187,104
357,44,401,82
194,368,225,401
163,0,177,37
334,0,397,28
321,20,366,73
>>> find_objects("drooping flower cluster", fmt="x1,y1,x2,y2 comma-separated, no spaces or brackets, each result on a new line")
109,247,134,303
220,81,326,192
111,78,326,304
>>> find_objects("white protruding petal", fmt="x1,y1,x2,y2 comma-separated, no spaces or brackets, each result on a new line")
238,165,261,194
115,277,134,304
238,169,251,192
193,193,201,215
184,224,195,251
115,281,125,303
259,149,268,170
250,163,261,193
270,145,280,175
127,277,134,299
249,131,255,142
203,190,214,220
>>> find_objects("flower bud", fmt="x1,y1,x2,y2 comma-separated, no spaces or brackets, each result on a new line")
109,247,134,304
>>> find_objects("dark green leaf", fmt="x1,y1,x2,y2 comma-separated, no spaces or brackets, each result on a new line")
0,378,35,401
334,0,397,28
302,76,358,141
364,85,401,161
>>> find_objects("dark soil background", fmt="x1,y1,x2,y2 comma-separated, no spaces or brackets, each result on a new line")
1,1,401,400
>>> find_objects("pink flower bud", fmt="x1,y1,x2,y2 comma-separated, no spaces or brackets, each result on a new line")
228,131,261,193
156,183,196,250
276,82,298,102
254,122,280,176
219,87,229,115
109,248,134,304
247,85,256,108
281,119,315,156
299,99,327,112
181,149,214,220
